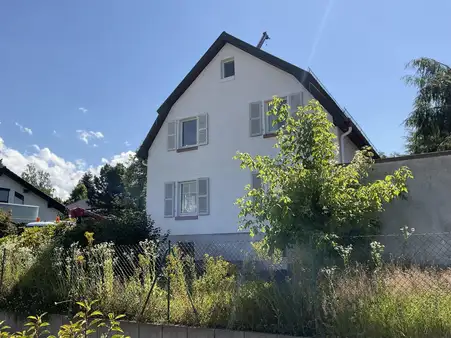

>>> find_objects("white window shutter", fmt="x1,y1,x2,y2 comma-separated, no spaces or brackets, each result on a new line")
249,102,262,136
167,121,177,151
198,177,209,215
198,114,208,145
289,92,302,116
164,182,175,217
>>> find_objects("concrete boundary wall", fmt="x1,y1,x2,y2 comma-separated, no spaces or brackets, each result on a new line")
0,312,305,338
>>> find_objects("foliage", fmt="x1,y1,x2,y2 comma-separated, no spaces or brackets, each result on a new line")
0,231,451,337
122,155,147,211
60,209,161,247
83,154,146,216
0,210,18,238
0,300,128,338
88,164,128,215
21,164,55,197
404,57,451,154
65,183,87,205
234,98,413,252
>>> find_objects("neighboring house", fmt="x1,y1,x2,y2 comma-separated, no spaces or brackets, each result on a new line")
66,199,90,210
137,32,378,244
0,164,65,223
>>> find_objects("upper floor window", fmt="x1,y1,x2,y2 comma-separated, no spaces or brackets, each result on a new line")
221,58,235,79
265,97,287,134
167,114,208,152
0,188,10,203
180,118,197,148
249,92,303,137
14,192,24,205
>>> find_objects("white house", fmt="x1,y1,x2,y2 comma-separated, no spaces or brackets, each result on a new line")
137,32,377,245
0,163,65,223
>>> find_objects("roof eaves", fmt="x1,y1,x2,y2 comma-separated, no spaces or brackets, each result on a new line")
0,166,66,213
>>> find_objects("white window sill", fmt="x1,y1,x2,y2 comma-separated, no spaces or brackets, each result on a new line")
175,215,198,221
220,76,235,83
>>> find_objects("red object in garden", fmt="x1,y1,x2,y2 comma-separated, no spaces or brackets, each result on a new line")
69,207,85,218
69,207,105,221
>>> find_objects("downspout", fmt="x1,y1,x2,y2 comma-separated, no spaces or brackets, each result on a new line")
340,126,352,163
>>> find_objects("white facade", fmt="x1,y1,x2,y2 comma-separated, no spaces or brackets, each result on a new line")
0,174,61,222
146,43,359,236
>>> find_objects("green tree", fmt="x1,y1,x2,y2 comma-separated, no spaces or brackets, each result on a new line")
88,163,130,215
66,182,88,204
123,154,147,210
235,98,412,251
21,163,55,196
404,58,451,153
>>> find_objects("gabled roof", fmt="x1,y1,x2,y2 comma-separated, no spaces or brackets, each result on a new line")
137,31,378,159
0,165,66,212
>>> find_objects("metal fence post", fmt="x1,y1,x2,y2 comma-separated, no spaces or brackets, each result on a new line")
167,240,171,323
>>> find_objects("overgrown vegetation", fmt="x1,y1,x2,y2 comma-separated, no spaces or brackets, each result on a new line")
0,229,450,337
235,98,412,253
0,300,129,338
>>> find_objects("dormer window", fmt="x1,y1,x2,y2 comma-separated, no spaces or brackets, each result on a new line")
221,58,235,79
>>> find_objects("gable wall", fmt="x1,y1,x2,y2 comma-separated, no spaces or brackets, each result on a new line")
147,43,358,235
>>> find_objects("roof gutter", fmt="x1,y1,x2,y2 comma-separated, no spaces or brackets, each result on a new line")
340,126,352,163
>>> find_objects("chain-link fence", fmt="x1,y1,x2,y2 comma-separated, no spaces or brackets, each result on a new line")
1,233,451,336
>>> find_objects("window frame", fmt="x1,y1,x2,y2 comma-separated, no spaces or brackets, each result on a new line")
179,117,198,149
14,192,24,205
178,180,198,216
0,188,10,203
264,96,287,134
221,57,235,80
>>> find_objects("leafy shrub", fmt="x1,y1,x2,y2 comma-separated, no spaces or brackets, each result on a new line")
0,300,129,338
60,209,162,247
0,210,18,238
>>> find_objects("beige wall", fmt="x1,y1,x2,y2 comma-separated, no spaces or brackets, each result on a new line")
372,151,451,264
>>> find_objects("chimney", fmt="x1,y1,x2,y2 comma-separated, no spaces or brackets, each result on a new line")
256,32,270,49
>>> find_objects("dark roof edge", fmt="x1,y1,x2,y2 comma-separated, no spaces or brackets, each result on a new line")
137,31,378,159
376,150,451,164
0,166,66,213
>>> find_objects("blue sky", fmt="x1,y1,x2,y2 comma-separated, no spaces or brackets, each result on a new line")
1,0,450,198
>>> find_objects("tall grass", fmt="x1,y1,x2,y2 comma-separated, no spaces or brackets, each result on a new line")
1,237,451,337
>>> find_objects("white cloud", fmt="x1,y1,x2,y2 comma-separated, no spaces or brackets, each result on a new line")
109,151,135,167
93,144,98,148
31,144,40,151
15,122,33,135
0,137,135,200
79,107,88,114
75,159,86,170
125,141,131,147
76,130,104,144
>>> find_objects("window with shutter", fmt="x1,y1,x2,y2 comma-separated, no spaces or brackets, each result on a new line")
265,97,287,133
198,114,208,145
198,178,209,215
289,92,302,116
164,182,175,217
167,121,177,151
251,172,262,190
249,102,262,137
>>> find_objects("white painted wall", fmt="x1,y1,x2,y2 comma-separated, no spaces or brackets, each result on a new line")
147,43,359,236
0,175,60,221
